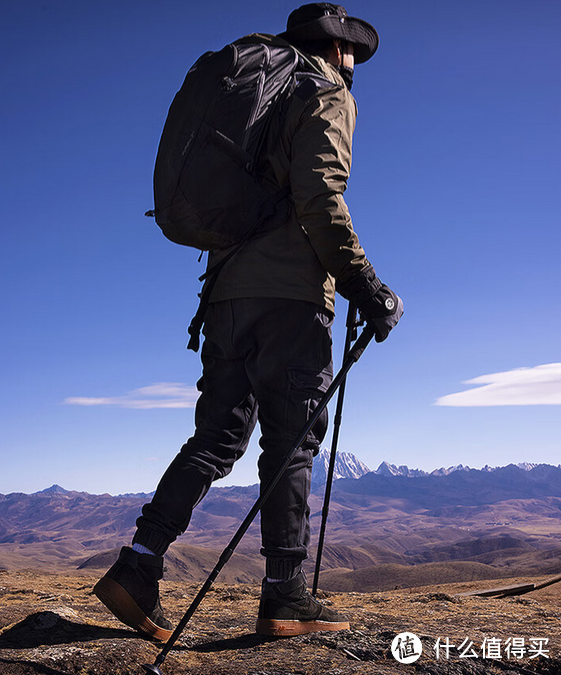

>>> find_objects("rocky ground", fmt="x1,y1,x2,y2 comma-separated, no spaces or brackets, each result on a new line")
0,569,560,674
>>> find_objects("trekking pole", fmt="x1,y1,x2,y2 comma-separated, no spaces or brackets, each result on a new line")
311,302,361,597
142,321,376,675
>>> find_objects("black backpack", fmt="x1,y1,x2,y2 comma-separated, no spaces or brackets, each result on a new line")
145,39,300,250
146,37,336,350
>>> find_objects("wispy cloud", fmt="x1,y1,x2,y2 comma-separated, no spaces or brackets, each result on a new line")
435,363,561,407
65,383,199,409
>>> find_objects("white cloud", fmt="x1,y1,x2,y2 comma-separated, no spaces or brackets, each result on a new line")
435,363,561,407
65,382,199,409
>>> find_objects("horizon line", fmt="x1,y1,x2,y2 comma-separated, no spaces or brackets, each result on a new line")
3,459,560,498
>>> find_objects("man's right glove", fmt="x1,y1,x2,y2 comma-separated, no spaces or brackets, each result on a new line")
337,263,404,343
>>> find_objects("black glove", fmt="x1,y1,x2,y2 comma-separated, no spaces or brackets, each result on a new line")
337,264,403,343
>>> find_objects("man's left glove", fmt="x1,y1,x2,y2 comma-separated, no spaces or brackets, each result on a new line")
337,264,404,343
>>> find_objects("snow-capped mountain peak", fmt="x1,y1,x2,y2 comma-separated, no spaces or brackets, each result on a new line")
312,449,371,487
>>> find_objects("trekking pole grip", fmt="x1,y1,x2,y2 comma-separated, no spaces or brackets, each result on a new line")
348,323,375,362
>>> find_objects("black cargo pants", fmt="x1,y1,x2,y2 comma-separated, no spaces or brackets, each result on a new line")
134,298,333,578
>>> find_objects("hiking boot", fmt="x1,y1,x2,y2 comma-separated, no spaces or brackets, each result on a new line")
256,571,350,637
93,546,173,641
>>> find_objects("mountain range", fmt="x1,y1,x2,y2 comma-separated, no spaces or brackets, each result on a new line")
29,452,558,497
1,455,560,592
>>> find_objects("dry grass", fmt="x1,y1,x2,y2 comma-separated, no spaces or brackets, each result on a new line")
1,569,560,674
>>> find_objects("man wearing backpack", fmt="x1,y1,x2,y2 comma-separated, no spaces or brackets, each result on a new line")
94,3,403,640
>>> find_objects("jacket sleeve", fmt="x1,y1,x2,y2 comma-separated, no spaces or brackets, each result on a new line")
289,84,370,283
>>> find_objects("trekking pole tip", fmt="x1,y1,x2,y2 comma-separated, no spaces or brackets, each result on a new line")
141,664,163,675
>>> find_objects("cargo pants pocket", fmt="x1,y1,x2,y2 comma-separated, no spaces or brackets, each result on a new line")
285,366,332,454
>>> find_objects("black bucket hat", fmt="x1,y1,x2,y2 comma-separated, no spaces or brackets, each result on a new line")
278,3,379,64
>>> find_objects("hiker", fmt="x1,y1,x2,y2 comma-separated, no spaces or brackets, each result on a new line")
94,3,403,640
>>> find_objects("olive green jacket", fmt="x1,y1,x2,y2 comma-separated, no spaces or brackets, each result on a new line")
207,34,370,315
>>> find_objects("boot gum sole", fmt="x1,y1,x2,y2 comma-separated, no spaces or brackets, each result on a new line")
93,576,172,642
256,618,350,637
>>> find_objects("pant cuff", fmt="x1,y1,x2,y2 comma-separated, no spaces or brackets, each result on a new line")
266,558,302,581
132,526,171,557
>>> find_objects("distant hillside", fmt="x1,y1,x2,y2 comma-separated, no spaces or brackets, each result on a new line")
1,461,560,591
78,544,263,584
319,560,523,592
330,463,561,508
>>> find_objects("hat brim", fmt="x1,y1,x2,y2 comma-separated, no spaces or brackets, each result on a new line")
278,14,379,64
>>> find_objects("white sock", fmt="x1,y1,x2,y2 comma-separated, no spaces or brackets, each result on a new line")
132,543,156,556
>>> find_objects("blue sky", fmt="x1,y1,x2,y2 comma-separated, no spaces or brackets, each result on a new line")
1,0,560,495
